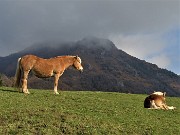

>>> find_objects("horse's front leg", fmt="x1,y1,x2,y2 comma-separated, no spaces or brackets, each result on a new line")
54,73,60,94
22,70,30,94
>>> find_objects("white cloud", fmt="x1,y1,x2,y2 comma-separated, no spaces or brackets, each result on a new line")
109,33,171,69
110,34,166,58
147,54,171,69
0,1,179,56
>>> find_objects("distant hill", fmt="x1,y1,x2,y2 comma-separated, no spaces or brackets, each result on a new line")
0,37,180,96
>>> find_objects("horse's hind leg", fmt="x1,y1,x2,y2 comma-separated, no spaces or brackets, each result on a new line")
22,70,30,94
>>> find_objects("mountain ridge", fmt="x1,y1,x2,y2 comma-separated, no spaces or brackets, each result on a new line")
0,37,179,96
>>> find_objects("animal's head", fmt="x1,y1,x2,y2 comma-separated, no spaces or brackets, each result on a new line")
151,91,166,103
152,91,166,97
73,56,83,73
150,91,166,103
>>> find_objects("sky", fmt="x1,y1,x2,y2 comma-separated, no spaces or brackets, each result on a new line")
0,0,179,74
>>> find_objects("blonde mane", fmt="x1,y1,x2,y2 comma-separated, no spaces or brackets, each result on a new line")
152,91,164,95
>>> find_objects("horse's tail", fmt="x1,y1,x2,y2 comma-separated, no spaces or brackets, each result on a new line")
144,96,151,108
14,57,22,88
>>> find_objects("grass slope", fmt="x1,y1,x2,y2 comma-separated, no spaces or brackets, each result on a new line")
0,87,180,135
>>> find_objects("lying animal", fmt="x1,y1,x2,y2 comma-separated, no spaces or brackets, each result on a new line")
144,91,176,110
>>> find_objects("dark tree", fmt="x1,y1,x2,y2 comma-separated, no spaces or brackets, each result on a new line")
0,74,2,86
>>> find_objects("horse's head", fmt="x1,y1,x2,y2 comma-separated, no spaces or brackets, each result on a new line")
151,91,166,104
152,91,166,100
152,91,166,96
73,56,83,73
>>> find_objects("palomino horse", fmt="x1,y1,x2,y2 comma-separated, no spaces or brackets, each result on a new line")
15,54,83,94
144,91,176,110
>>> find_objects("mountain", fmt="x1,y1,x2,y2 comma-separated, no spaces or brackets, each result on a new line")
0,37,180,96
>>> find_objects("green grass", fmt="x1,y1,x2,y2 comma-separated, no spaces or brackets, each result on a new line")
0,87,180,135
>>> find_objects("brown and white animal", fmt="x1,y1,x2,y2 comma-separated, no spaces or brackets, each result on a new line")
144,91,176,110
15,54,83,94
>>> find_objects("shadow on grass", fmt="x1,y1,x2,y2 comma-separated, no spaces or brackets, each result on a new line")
0,88,35,95
0,88,20,93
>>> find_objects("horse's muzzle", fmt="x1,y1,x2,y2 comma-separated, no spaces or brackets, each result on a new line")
79,69,83,73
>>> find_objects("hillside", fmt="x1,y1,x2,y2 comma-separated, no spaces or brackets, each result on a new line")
0,37,180,96
0,87,180,134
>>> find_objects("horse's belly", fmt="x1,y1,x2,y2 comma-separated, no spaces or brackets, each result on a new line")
32,69,54,78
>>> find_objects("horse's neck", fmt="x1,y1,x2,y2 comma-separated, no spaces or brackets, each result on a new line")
60,56,74,69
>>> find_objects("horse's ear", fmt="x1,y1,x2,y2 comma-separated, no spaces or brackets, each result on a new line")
74,56,77,60
75,55,78,59
163,92,166,97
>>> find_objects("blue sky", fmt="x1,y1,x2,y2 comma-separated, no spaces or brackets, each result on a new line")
0,0,179,74
163,28,180,74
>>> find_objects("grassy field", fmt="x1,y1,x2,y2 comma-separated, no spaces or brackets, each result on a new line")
0,87,179,135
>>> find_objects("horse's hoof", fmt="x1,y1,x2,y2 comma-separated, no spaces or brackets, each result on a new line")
54,92,59,95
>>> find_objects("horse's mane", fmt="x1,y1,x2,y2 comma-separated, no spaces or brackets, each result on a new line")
54,55,75,59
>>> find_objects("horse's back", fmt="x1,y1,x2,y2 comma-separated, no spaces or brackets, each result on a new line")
20,55,60,77
20,55,39,70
